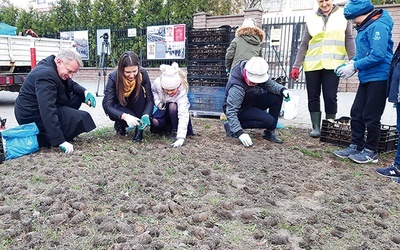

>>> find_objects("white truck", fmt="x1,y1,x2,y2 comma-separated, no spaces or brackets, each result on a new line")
0,35,75,92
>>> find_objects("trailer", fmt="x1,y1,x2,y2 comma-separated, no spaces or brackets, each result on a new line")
0,34,75,92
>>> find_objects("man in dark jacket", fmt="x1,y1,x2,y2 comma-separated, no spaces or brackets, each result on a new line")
223,56,291,147
14,49,96,154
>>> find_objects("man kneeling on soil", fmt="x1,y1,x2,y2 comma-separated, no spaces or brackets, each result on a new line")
222,56,291,147
14,49,97,154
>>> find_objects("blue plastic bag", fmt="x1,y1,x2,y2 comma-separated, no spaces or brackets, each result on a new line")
2,122,39,160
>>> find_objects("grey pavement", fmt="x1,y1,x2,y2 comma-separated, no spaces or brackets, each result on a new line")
0,80,397,130
279,88,397,129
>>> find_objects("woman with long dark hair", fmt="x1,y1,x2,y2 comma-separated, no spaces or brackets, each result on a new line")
102,51,154,142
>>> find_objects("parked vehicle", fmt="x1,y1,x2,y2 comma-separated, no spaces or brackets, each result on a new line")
0,34,75,92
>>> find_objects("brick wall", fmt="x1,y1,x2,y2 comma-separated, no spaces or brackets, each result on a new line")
386,4,400,46
193,9,263,29
73,67,187,82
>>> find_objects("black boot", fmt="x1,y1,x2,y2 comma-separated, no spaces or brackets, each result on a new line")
132,128,143,143
114,121,126,136
262,130,282,143
170,129,177,141
187,119,196,136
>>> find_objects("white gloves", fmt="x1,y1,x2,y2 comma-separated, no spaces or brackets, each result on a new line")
336,62,356,79
124,114,141,127
171,138,185,147
334,63,346,76
282,89,291,102
238,133,253,147
59,141,74,154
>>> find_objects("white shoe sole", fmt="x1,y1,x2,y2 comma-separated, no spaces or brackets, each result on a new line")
349,156,378,164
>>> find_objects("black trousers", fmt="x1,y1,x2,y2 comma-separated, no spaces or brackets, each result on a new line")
26,93,96,147
305,69,339,114
350,80,387,151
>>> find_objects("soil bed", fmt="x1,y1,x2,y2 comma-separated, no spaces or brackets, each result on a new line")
1,117,400,249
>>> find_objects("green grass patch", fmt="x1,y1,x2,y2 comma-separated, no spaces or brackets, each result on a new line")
279,222,304,234
30,175,45,184
291,146,322,158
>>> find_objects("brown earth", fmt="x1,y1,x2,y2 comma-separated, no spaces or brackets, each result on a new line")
1,117,400,249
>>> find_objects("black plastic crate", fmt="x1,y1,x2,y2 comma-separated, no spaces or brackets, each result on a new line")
187,76,228,87
187,26,236,44
378,125,399,152
187,44,229,60
320,117,351,147
320,116,399,153
187,61,226,77
188,86,225,113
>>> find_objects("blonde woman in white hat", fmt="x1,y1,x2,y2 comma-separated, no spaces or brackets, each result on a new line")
223,57,290,147
150,62,194,147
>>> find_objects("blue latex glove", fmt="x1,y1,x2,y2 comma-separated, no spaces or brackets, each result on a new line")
334,63,346,76
138,114,150,130
85,92,96,108
282,89,291,102
226,69,230,76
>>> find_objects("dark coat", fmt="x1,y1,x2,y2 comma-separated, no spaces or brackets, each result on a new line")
102,68,154,121
388,42,400,103
14,55,96,147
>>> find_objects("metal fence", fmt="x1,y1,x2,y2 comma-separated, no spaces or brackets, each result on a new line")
262,16,306,89
53,16,308,89
101,26,189,68
52,21,190,69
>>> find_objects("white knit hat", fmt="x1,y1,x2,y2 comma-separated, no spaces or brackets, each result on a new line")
241,18,256,28
244,57,270,83
160,62,181,90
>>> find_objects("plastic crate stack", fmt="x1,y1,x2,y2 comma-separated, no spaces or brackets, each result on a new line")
186,26,236,115
320,116,399,153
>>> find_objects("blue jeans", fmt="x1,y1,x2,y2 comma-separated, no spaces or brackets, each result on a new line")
238,92,283,130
